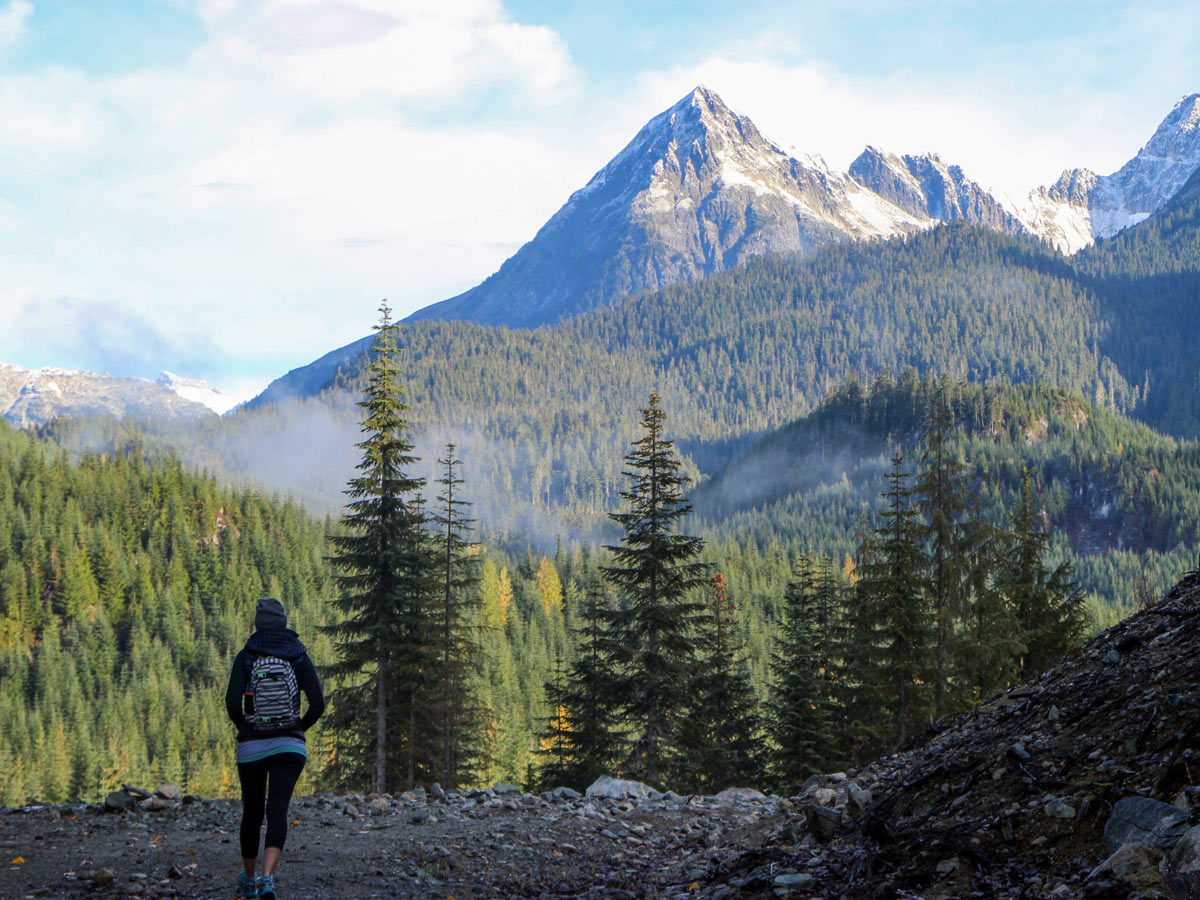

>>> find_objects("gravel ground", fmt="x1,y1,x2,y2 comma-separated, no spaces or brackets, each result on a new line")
0,785,796,900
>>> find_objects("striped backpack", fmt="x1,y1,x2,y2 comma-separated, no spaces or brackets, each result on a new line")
244,655,300,733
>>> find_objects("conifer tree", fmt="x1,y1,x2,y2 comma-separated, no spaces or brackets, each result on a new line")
858,453,932,746
430,443,482,789
538,579,625,791
602,392,709,787
912,389,975,718
679,572,761,793
959,521,1024,702
323,302,435,793
537,652,574,790
767,555,834,791
1000,471,1086,677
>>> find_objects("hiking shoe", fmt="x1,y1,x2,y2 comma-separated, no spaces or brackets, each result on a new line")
236,871,259,898
257,875,277,900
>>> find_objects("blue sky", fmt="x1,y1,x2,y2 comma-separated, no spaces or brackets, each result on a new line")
0,0,1198,403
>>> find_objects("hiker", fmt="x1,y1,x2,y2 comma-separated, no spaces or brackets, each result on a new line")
225,598,325,900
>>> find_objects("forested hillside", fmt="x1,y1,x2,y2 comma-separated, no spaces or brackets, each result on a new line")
0,422,336,805
12,181,1199,804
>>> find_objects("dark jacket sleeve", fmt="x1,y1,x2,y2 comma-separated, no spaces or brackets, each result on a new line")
297,654,326,732
226,649,248,730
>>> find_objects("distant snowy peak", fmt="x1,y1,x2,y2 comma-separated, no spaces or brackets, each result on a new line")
848,147,1024,233
156,371,238,415
0,362,219,428
1021,94,1200,252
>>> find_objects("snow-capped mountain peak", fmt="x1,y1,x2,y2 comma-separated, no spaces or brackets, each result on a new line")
1019,93,1200,252
408,86,929,328
848,147,1024,234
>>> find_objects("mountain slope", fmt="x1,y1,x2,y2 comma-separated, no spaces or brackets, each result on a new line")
0,362,222,427
407,86,929,328
694,375,1200,560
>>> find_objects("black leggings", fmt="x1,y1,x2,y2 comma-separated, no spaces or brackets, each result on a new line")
237,752,306,859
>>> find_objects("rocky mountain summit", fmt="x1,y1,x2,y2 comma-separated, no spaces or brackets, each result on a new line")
0,363,224,428
7,573,1200,898
408,86,932,329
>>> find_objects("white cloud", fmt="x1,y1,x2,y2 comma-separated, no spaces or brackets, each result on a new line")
0,0,31,49
0,0,584,391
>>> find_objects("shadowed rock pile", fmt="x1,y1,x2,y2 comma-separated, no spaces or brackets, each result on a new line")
693,571,1200,899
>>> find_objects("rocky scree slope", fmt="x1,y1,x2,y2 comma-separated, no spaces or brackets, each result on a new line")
697,570,1200,899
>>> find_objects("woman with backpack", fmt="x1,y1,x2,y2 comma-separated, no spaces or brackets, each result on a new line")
225,598,325,900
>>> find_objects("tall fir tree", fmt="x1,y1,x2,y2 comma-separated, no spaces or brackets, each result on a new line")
766,555,836,792
536,579,626,791
1000,471,1086,677
857,453,933,747
679,572,762,793
430,443,482,789
959,520,1024,702
323,302,435,793
602,392,709,787
911,388,975,718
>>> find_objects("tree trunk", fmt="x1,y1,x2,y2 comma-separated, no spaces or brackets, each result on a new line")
376,653,387,794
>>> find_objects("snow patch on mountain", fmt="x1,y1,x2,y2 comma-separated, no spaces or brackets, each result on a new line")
156,371,238,415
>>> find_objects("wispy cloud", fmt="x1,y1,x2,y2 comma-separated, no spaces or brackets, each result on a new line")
0,0,31,49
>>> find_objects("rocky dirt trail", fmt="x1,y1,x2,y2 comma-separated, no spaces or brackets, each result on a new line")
8,573,1200,900
0,780,803,900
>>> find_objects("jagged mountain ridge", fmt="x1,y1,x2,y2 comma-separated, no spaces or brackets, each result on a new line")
0,362,228,427
405,87,1199,329
848,146,1025,234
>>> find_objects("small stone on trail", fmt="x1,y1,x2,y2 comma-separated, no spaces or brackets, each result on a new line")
714,788,766,804
586,775,663,801
1045,798,1076,819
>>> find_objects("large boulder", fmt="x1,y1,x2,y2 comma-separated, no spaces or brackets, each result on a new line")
585,776,663,801
1105,796,1191,853
1171,824,1200,874
103,791,136,812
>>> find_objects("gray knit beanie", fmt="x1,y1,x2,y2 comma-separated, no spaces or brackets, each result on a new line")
254,597,288,631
